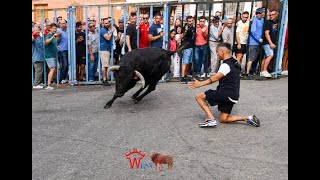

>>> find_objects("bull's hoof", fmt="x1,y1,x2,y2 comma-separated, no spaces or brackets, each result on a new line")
104,104,111,109
131,96,137,100
134,99,140,104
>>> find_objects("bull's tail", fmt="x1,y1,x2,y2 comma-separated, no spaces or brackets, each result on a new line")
167,43,188,56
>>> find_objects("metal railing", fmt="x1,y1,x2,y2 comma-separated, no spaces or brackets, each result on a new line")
32,0,287,87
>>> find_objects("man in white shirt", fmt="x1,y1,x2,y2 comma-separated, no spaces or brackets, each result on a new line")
234,11,250,69
188,42,260,128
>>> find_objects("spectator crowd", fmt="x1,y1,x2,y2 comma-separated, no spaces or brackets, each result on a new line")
32,8,288,90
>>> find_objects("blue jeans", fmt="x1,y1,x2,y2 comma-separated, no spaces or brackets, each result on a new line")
58,50,68,81
88,52,99,81
182,48,193,64
194,44,208,76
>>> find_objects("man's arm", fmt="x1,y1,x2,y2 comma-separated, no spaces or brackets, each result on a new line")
104,30,114,41
188,72,224,89
56,30,62,42
148,26,164,41
115,31,120,42
87,35,93,61
235,20,242,46
45,34,55,45
265,30,276,48
148,33,164,41
113,27,118,40
217,24,225,38
201,26,208,39
126,26,133,51
222,28,229,43
126,35,132,51
250,19,260,42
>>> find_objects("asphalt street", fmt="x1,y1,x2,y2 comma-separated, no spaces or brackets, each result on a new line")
32,77,288,180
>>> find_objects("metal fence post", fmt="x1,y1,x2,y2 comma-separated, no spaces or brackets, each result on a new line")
72,7,77,82
54,9,59,84
257,0,269,76
123,6,127,51
244,1,255,76
191,3,198,76
42,10,47,85
110,5,115,81
206,2,212,76
98,6,101,82
85,6,89,83
136,5,140,48
67,10,71,82
274,0,288,78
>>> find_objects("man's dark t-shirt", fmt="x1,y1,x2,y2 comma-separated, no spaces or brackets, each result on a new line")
182,25,195,49
125,24,137,51
75,31,86,56
263,19,278,45
148,23,163,48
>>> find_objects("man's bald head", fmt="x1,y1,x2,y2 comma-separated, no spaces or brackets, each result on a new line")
226,18,233,28
59,19,67,29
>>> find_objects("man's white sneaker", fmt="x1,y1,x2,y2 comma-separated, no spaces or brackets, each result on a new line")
263,71,272,77
33,85,43,89
260,71,271,78
247,115,260,127
45,86,54,90
198,119,217,127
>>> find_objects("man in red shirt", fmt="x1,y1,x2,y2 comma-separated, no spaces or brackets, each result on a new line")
139,13,150,48
194,16,209,77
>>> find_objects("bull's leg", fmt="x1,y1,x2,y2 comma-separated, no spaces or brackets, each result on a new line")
131,85,148,100
104,95,118,109
134,84,156,103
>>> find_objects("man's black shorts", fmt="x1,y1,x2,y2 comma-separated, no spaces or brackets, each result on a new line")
204,89,237,114
233,44,247,54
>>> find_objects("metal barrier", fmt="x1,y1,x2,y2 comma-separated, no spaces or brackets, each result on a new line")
165,0,287,79
32,2,165,86
32,0,287,87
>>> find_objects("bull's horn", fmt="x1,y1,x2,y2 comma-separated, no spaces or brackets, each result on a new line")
135,70,145,88
107,65,120,76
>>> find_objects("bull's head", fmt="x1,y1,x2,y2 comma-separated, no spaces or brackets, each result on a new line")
107,65,145,97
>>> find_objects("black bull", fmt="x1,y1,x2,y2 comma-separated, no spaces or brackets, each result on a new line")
104,46,185,108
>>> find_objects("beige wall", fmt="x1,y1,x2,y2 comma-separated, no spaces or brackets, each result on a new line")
32,0,126,24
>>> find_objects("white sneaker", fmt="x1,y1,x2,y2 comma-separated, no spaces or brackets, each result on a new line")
45,86,54,90
260,71,271,78
198,119,217,127
260,71,264,76
263,71,272,78
201,73,206,77
281,70,288,75
33,85,43,89
60,80,67,84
